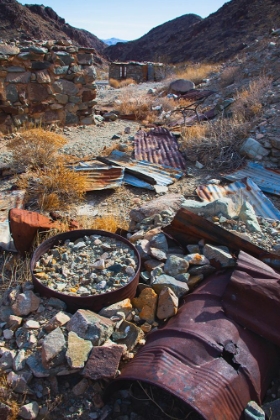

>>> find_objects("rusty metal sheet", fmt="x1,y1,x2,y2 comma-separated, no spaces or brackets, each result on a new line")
98,150,183,186
163,208,280,268
222,250,280,347
176,88,216,102
169,106,217,127
72,161,124,191
134,127,186,170
223,161,280,196
196,177,280,220
108,263,279,420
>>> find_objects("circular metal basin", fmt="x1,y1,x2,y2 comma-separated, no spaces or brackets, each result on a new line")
30,229,140,313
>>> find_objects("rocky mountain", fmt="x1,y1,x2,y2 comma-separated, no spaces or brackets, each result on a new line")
0,0,106,53
105,0,280,63
102,37,128,46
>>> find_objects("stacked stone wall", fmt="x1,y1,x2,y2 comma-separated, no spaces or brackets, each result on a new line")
0,40,98,133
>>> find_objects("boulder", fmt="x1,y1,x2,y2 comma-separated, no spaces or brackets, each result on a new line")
169,79,195,94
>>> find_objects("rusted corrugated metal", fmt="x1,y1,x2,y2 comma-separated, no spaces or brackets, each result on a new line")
134,127,186,170
98,150,183,187
222,250,280,348
176,88,216,102
72,161,124,191
223,161,280,196
108,262,279,420
163,208,280,267
196,177,280,220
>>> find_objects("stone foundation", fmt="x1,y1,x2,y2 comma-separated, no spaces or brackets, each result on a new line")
0,40,98,133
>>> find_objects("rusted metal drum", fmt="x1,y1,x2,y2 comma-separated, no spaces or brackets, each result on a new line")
30,229,140,313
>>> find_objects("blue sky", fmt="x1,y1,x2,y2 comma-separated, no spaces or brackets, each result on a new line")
18,0,228,40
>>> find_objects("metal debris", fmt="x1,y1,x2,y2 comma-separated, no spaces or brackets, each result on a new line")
196,177,280,220
72,161,124,191
223,162,280,196
134,127,186,170
98,150,184,187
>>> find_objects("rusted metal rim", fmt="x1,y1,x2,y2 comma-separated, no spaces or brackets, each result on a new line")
30,229,140,313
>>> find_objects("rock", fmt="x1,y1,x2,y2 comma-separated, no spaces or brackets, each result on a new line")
262,398,280,419
150,247,167,261
203,244,236,267
135,239,150,260
41,327,66,368
149,233,169,252
169,79,195,94
7,371,32,394
188,265,216,277
181,198,240,219
12,291,41,316
66,331,93,369
244,401,265,420
72,378,89,396
13,349,26,371
144,259,164,272
132,288,158,323
43,312,71,332
0,348,16,371
47,298,67,311
66,309,114,346
25,320,40,329
113,320,144,351
0,402,12,419
187,275,204,289
184,253,210,265
152,274,189,298
99,299,132,319
240,138,270,160
82,342,123,380
175,273,190,283
130,194,186,223
164,255,189,277
157,287,178,320
19,401,39,419
128,230,145,243
239,201,262,232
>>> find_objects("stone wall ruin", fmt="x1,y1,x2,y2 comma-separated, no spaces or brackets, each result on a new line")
0,40,98,133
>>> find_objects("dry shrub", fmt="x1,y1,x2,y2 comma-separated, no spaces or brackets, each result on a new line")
115,93,154,121
231,75,271,120
109,78,120,88
77,213,129,233
180,124,208,142
175,62,218,85
8,128,67,170
19,162,87,210
109,78,136,88
220,66,240,87
0,375,19,419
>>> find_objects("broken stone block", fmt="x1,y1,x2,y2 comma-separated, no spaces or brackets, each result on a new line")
135,239,150,260
66,309,114,346
82,342,123,380
0,348,16,371
150,247,167,261
66,331,92,369
72,378,89,396
239,201,261,233
41,327,66,368
113,320,144,351
132,288,158,323
203,244,236,268
99,299,132,319
240,137,270,160
157,287,178,320
12,291,41,316
164,255,189,277
43,311,71,332
18,401,39,420
7,315,22,330
152,274,189,298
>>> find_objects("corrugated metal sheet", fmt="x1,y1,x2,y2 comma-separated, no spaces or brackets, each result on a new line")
98,150,183,187
176,88,216,102
108,259,279,420
123,173,154,190
72,161,124,191
196,177,280,220
134,127,186,170
223,250,280,348
223,161,280,196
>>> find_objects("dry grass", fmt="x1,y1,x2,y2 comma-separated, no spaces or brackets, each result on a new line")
114,92,154,121
180,123,208,142
220,65,240,87
0,375,19,419
174,62,219,85
76,213,129,233
8,128,67,171
109,78,137,88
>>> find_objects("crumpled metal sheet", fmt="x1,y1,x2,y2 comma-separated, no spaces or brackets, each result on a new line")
175,88,216,102
108,260,279,420
134,127,186,170
72,161,124,191
196,177,280,220
223,161,280,196
98,150,183,187
222,250,280,347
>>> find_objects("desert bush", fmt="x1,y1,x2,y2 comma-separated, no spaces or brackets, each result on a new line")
174,62,219,85
220,65,240,87
109,78,121,88
114,93,154,121
8,128,67,171
109,78,136,88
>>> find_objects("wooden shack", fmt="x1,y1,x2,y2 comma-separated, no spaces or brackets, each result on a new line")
109,61,165,83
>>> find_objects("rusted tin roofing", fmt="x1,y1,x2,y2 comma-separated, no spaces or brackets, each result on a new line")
223,250,280,347
223,161,280,196
98,150,183,186
196,177,280,220
123,173,154,190
134,127,186,170
109,261,279,420
72,161,124,191
176,88,216,102
164,208,280,267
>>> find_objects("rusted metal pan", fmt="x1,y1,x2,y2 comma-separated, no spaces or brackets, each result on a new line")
223,161,280,196
134,127,186,170
108,263,279,420
71,161,124,191
98,150,183,187
163,208,279,264
222,250,280,347
30,229,141,313
196,177,280,220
